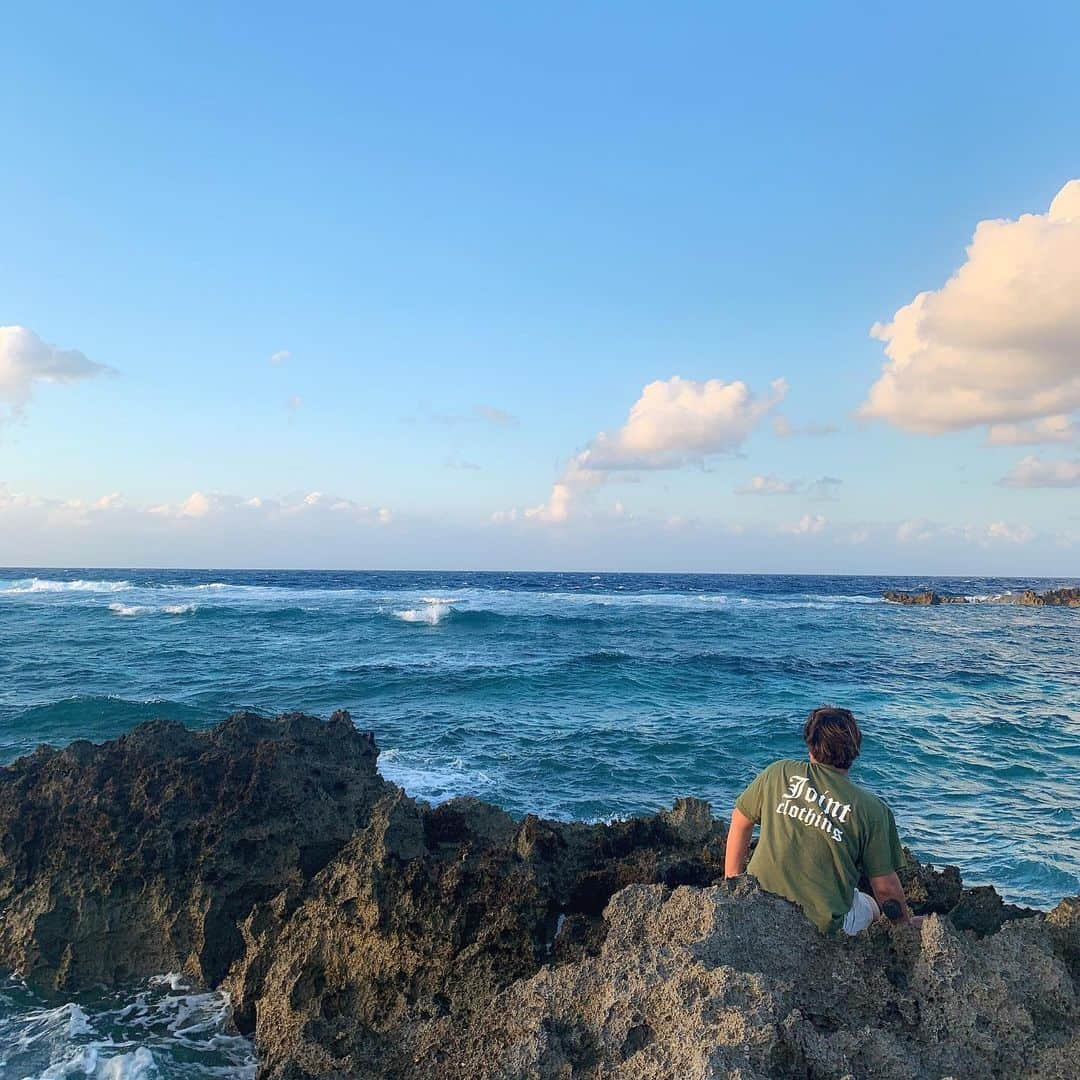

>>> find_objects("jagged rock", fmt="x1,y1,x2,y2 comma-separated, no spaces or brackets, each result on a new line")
404,882,1079,1080
0,709,388,992
949,884,1037,936
0,710,1075,1079
883,590,968,605
897,847,963,912
884,587,1080,607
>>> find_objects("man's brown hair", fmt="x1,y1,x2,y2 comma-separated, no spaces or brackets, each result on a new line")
803,706,862,770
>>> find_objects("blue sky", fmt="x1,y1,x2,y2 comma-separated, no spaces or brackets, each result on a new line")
1,2,1078,571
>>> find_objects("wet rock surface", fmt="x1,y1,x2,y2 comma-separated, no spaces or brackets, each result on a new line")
0,711,1076,1078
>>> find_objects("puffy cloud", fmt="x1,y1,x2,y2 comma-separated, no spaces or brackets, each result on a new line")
179,491,212,518
579,376,787,471
525,482,574,523
0,326,110,422
985,415,1076,446
860,181,1080,434
783,513,827,535
513,376,786,523
999,455,1080,488
736,474,800,496
269,350,292,365
896,518,1036,545
984,521,1036,544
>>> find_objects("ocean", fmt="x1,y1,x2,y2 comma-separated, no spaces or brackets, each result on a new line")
0,568,1076,1076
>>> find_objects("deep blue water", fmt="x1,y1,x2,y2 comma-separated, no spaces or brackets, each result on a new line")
0,568,1077,1075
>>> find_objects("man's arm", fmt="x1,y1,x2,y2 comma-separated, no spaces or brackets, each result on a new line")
724,807,756,878
868,872,923,926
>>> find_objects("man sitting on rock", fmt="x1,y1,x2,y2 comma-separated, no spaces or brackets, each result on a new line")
725,706,920,935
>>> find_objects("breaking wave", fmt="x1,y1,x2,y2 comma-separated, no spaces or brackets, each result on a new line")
0,578,133,594
0,973,256,1078
392,598,455,625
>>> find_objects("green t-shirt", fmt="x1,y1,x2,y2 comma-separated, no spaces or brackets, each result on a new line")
735,758,905,934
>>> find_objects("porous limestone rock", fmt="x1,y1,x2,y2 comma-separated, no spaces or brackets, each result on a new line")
0,710,1075,1079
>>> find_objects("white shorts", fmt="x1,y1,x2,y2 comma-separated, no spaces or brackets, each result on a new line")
841,890,880,935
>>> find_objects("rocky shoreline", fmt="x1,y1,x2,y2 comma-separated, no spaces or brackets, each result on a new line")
0,711,1076,1078
883,586,1080,606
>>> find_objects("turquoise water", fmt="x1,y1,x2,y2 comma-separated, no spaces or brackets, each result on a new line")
0,569,1076,1075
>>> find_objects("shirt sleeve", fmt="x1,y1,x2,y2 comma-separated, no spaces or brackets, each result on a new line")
735,763,774,823
862,803,906,878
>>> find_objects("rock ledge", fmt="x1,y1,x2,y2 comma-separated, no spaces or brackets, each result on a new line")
0,711,1075,1079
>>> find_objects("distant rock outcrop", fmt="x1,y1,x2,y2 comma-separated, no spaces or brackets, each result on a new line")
883,589,968,605
884,586,1079,607
0,711,1076,1079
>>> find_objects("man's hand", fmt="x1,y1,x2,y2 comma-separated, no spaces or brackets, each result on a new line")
724,807,756,878
869,871,923,927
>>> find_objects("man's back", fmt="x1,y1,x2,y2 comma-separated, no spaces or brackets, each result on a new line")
736,757,904,933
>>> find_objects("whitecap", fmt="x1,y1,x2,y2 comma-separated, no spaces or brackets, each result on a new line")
162,604,196,615
392,598,453,625
378,748,495,802
107,604,151,618
0,578,132,595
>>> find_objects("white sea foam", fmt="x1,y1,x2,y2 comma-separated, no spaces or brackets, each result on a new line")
0,578,132,594
392,598,453,625
0,974,256,1079
162,604,196,615
107,603,153,617
377,748,495,802
28,1045,157,1080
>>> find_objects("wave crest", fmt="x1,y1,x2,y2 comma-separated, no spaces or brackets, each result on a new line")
0,578,132,594
392,599,453,625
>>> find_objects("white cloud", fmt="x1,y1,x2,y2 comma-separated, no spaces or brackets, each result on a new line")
984,521,1036,544
985,415,1076,446
897,517,1037,546
0,326,110,423
269,350,292,365
860,180,1080,434
179,491,213,518
141,489,394,523
525,481,574,523
783,513,826,535
736,474,801,496
896,518,937,544
514,376,786,522
580,376,788,471
999,455,1080,488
